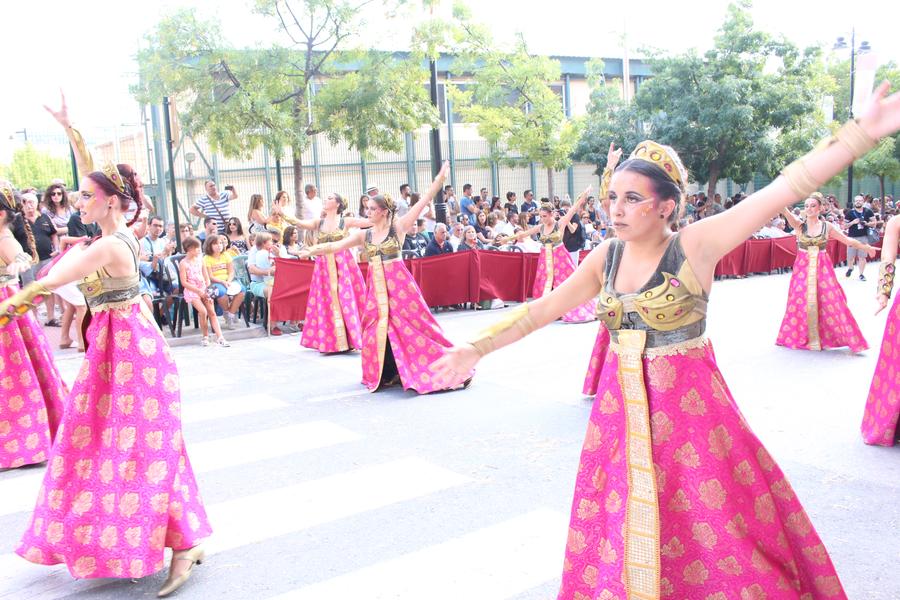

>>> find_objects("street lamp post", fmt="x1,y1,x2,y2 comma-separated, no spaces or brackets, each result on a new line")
834,29,872,208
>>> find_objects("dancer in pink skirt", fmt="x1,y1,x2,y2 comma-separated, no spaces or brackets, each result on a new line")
2,96,211,597
503,188,596,323
861,214,900,445
435,85,900,598
291,192,368,353
777,193,876,352
301,163,469,392
0,183,67,470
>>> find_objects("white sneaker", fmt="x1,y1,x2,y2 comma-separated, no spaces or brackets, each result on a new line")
216,337,231,347
224,313,234,330
201,337,210,347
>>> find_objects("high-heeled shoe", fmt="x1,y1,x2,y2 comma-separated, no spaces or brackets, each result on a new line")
58,339,73,349
157,546,205,598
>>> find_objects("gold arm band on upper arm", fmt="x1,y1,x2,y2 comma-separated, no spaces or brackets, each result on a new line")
879,262,895,298
468,303,537,357
69,126,94,174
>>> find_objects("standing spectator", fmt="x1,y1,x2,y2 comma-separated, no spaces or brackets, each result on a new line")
460,183,477,220
480,187,490,205
396,184,412,217
190,179,237,234
424,223,453,256
448,222,464,250
445,184,460,223
504,191,518,215
845,195,876,280
561,198,586,264
302,183,323,220
358,194,369,218
521,189,538,225
41,183,72,236
197,217,218,242
22,193,59,323
365,184,379,198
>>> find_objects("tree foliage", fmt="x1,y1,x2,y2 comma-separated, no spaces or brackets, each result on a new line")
855,137,900,201
133,1,439,215
0,144,72,190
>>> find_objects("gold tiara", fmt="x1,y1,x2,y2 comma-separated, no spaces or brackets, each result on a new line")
382,193,396,212
630,140,686,190
101,162,125,194
0,183,13,208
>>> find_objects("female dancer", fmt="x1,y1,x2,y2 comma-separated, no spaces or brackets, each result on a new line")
0,183,67,470
0,165,211,594
289,192,368,354
777,193,876,352
502,189,595,323
861,213,900,445
301,163,468,391
434,84,900,598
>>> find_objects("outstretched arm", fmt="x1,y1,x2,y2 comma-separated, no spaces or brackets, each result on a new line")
396,162,450,233
827,222,876,255
44,90,92,179
875,214,899,314
299,230,365,258
682,82,900,278
781,207,802,231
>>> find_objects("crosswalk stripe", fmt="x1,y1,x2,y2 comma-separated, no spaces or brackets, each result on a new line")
0,421,360,518
181,393,289,424
0,458,470,599
269,509,568,600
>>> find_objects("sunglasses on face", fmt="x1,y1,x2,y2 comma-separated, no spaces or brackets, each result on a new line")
51,191,63,197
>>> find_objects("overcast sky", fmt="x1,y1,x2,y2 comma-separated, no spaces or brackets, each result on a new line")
2,0,897,161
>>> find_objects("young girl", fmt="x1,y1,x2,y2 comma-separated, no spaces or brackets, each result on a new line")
179,236,229,346
202,236,245,329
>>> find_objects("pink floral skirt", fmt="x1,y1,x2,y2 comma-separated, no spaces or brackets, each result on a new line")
776,248,867,352
861,294,900,445
559,337,845,599
532,244,596,323
301,250,366,353
0,285,67,469
16,302,212,579
581,325,610,396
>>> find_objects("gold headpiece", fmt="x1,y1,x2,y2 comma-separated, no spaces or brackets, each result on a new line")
382,193,396,213
630,140,687,191
539,202,554,212
0,182,13,209
101,162,125,194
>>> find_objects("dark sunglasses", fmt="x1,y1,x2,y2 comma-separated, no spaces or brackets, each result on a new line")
51,191,63,197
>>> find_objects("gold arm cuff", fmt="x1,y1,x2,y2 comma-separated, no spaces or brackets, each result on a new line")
879,262,895,298
14,252,32,266
834,118,878,159
781,158,821,199
0,281,51,326
468,303,537,357
69,126,94,174
600,165,614,199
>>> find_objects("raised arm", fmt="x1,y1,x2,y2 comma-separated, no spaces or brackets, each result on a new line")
396,162,450,233
298,230,365,259
781,207,802,231
875,214,899,314
344,216,373,229
682,82,900,274
559,186,592,230
44,90,93,178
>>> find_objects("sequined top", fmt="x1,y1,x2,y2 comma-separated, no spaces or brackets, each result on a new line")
597,235,708,345
538,222,563,246
796,220,829,250
318,216,348,243
364,225,402,261
76,232,141,310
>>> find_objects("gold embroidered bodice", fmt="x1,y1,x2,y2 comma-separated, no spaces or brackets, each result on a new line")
318,216,348,243
364,225,401,261
796,220,829,250
597,235,708,335
538,223,563,246
76,232,141,309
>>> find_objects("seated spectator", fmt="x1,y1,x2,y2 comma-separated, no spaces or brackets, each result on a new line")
504,191,518,216
179,236,230,347
203,235,245,329
402,220,429,255
456,226,481,252
226,217,249,254
248,232,282,334
753,217,791,238
448,222,464,251
198,216,218,242
424,223,453,256
493,209,515,238
279,225,304,259
474,211,492,245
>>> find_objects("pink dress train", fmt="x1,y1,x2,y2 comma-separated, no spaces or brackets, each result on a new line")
776,224,867,352
0,284,67,469
532,228,596,323
359,228,467,393
16,233,211,579
560,236,846,599
581,326,610,396
301,230,366,353
861,290,900,446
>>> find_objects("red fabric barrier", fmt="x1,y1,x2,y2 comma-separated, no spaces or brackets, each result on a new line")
475,250,528,302
771,237,798,270
269,258,315,323
408,252,473,306
714,243,747,276
742,238,774,274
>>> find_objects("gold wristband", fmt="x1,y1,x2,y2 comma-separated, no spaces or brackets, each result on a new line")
0,281,51,326
781,158,821,199
834,118,878,159
879,262,895,298
468,303,537,357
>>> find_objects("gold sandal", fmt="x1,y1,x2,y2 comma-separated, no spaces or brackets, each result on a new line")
157,546,205,598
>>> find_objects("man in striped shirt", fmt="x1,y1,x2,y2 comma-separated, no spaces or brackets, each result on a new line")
190,180,238,233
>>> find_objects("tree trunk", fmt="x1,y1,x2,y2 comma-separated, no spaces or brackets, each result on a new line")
706,164,720,201
292,146,304,220
879,175,886,215
546,167,554,202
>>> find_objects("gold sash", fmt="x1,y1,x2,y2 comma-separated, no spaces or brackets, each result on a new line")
325,253,349,351
543,244,555,296
368,255,390,386
805,247,821,351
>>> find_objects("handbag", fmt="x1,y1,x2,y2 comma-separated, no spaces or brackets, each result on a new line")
866,227,881,245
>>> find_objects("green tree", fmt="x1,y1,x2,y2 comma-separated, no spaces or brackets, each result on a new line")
855,137,900,205
446,11,580,198
572,59,644,173
0,144,72,189
630,1,825,196
133,1,439,217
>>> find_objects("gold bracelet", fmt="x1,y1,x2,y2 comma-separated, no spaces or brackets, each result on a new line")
781,158,821,199
0,281,51,327
834,118,878,158
879,262,895,298
468,303,537,357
